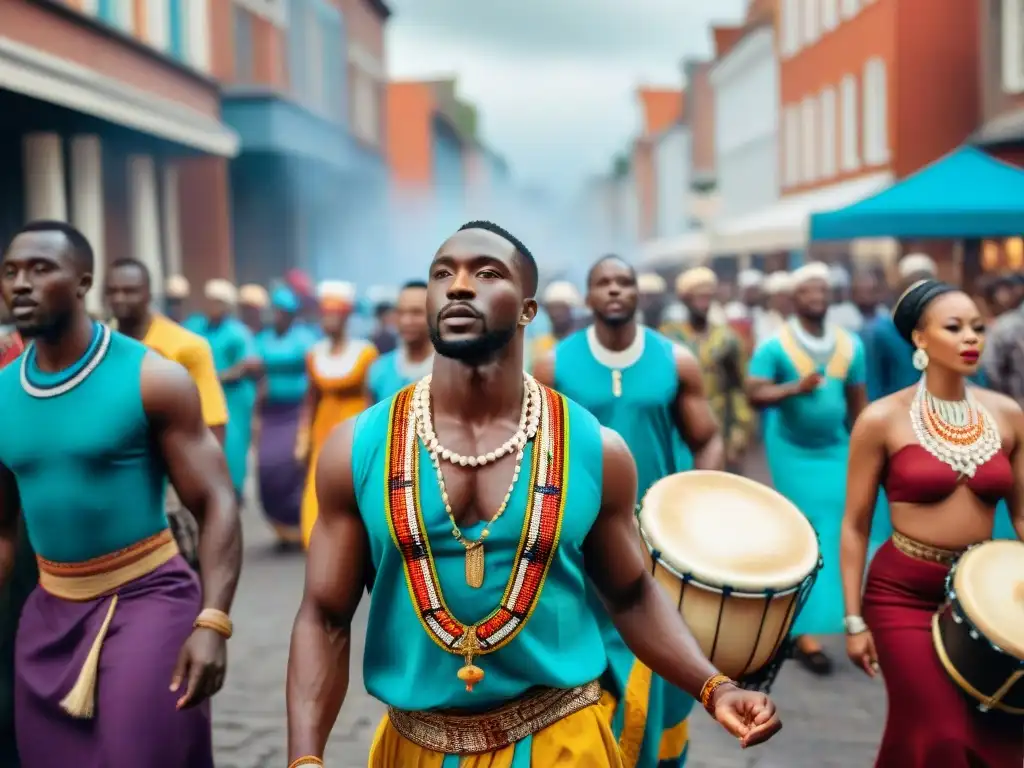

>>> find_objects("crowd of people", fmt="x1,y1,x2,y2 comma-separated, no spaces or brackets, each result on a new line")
0,217,1020,767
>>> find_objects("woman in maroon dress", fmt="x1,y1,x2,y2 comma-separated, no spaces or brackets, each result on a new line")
840,279,1024,767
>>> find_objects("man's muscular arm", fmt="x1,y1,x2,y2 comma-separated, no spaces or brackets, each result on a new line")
0,464,19,590
672,346,725,470
584,427,719,698
143,354,240,615
287,418,369,761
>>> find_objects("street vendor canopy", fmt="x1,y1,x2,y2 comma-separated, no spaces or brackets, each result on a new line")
809,147,1024,241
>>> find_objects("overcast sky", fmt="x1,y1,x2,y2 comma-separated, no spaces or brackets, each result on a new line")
386,0,747,197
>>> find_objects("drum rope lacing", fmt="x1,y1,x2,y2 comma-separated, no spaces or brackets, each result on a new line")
910,376,1000,478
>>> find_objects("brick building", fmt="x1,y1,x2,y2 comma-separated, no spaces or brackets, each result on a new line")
223,0,391,287
771,0,981,261
0,0,240,313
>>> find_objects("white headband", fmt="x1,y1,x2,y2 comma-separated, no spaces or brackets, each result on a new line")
789,262,831,289
541,280,582,306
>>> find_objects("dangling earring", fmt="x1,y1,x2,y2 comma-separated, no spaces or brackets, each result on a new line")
912,348,929,371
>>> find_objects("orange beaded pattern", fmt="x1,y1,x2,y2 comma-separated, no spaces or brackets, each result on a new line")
383,384,568,658
700,673,734,716
919,397,985,445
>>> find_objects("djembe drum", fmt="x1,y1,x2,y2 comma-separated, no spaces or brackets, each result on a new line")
932,539,1024,714
638,470,821,691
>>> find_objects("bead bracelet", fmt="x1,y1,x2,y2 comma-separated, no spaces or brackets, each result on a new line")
288,758,323,768
193,608,233,639
699,673,734,716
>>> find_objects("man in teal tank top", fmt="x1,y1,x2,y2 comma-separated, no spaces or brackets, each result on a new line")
285,222,780,767
533,255,726,768
366,280,434,403
0,221,243,767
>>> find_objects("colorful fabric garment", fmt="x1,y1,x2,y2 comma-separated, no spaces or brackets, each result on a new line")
553,326,693,768
748,324,889,635
660,321,754,462
352,385,617,764
300,338,377,546
191,316,259,493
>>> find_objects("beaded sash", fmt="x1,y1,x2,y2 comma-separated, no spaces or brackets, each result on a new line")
384,383,569,689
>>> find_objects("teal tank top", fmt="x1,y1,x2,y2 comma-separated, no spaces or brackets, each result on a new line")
366,350,431,404
553,327,693,500
256,325,313,403
0,324,167,562
353,385,608,711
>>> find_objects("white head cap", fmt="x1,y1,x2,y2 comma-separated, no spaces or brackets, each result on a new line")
789,261,832,290
165,275,190,300
828,265,850,289
238,284,269,308
897,253,937,279
317,280,357,303
637,273,667,295
204,278,237,305
541,281,582,307
674,266,718,295
737,269,764,290
763,271,793,295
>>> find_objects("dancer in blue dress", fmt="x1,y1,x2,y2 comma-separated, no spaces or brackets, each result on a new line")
745,262,876,676
534,256,724,768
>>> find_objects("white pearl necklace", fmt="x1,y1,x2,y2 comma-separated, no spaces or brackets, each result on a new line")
910,377,1001,478
412,374,540,467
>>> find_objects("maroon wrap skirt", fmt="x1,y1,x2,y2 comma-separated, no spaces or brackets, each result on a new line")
863,541,1023,767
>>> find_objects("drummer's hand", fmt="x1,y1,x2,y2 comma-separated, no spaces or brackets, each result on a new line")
846,630,879,678
796,372,824,393
712,685,782,748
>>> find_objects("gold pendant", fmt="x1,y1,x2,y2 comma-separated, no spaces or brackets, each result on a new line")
465,542,484,588
457,626,485,692
611,369,623,397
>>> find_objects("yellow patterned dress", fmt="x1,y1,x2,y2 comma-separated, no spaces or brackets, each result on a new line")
660,321,754,468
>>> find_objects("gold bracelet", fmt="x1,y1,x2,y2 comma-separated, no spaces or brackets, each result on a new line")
699,673,734,715
193,608,233,639
288,758,324,768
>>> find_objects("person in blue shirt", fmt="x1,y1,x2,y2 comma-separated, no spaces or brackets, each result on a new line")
255,286,316,546
366,280,433,403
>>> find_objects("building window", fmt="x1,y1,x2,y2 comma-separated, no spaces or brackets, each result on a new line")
288,0,308,103
840,74,860,171
820,87,837,178
840,0,859,18
781,0,802,56
1003,0,1024,93
319,4,347,123
353,70,380,145
801,97,817,182
185,0,211,72
821,0,839,31
802,0,819,45
233,6,255,83
862,57,890,165
784,105,800,186
169,0,185,59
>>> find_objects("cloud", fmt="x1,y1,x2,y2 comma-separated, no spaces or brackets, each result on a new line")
384,0,747,195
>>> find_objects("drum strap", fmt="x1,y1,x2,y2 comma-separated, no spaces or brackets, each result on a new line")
778,326,854,381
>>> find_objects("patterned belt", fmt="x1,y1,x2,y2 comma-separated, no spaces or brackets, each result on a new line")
387,680,602,754
891,531,964,566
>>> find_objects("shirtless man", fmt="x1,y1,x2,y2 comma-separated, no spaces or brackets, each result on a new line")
285,221,780,766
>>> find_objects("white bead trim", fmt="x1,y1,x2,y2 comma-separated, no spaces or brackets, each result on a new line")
20,324,111,399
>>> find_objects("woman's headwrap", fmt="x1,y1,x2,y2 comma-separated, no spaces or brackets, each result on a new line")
674,267,718,296
789,262,831,290
317,280,356,313
270,285,300,314
891,279,957,343
238,284,269,309
204,279,237,306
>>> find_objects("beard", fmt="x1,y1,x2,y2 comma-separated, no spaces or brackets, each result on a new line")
429,321,517,365
596,309,634,327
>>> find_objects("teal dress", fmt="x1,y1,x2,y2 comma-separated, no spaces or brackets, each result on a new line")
192,317,258,493
352,387,609,765
553,327,694,768
749,326,889,635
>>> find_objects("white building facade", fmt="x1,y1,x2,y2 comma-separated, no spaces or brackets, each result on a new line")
653,123,693,239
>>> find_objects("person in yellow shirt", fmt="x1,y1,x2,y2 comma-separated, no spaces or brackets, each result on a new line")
105,258,229,569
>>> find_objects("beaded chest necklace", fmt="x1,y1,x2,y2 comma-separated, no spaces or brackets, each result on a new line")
910,377,1000,477
384,383,568,692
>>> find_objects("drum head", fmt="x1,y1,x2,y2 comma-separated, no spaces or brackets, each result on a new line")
953,540,1024,660
639,470,819,593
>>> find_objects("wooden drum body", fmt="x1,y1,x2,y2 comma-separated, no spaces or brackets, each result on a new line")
638,471,820,687
933,540,1024,714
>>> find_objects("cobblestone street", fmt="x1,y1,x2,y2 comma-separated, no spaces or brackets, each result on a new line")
214,451,886,766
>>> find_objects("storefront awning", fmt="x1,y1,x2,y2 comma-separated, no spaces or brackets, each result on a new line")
810,147,1024,241
711,172,893,254
0,36,238,157
637,230,710,268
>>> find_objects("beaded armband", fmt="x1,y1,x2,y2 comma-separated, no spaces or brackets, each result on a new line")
700,673,734,716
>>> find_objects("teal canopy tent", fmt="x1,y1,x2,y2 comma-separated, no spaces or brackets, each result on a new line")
809,146,1024,241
